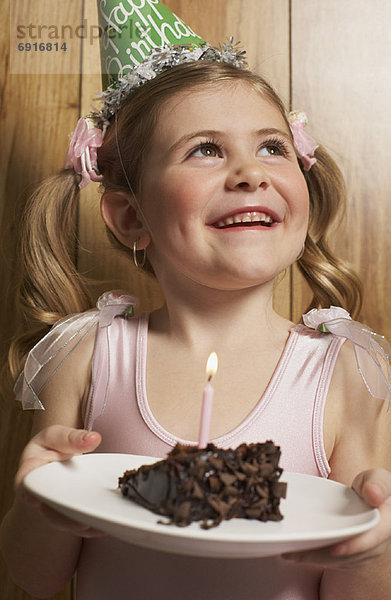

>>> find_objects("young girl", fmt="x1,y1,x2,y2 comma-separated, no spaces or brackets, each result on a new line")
2,52,391,600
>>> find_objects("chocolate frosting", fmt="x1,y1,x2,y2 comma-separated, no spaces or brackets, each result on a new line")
119,441,287,528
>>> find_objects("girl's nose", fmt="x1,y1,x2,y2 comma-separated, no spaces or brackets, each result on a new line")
226,159,271,192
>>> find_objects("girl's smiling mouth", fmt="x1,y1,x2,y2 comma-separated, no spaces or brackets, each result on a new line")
211,208,281,229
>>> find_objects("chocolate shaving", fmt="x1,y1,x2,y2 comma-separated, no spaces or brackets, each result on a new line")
119,441,287,528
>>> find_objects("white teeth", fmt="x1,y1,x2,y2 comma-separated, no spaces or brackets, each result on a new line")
215,211,274,228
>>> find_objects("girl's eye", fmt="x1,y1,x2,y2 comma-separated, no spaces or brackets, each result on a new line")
258,139,289,157
190,143,220,158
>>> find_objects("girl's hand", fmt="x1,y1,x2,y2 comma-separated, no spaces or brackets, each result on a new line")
16,425,104,538
330,468,391,562
283,468,391,567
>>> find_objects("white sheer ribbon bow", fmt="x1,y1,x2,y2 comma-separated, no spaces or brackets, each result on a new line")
14,292,137,410
303,306,391,401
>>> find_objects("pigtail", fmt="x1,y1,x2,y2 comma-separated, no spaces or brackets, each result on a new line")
7,170,93,381
298,146,363,319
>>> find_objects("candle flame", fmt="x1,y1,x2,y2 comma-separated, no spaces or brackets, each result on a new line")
206,352,218,378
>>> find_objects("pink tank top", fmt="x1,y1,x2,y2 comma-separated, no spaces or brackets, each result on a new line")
76,313,345,600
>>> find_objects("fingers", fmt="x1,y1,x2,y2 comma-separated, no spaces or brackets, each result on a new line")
284,469,391,567
328,469,391,557
17,493,105,538
39,504,105,538
282,546,377,568
15,426,102,488
331,498,391,558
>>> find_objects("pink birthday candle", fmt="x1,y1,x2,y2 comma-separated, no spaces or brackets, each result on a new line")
198,352,218,448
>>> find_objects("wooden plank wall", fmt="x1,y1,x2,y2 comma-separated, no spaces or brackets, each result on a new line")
1,1,82,598
1,1,390,598
291,0,391,332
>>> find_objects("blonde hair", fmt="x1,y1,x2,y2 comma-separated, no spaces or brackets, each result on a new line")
300,147,362,315
7,61,361,381
7,171,92,382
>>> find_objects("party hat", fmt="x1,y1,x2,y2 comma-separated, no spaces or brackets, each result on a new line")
93,0,246,125
98,0,206,89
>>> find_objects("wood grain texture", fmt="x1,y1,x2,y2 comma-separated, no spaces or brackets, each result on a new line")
291,0,391,336
0,1,80,598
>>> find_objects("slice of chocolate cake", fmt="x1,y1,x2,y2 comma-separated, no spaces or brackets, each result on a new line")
119,441,287,528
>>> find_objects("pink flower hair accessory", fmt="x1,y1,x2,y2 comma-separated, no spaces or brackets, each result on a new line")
288,111,319,171
64,117,104,189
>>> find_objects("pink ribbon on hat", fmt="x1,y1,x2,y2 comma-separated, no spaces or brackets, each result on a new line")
64,117,104,189
288,111,318,171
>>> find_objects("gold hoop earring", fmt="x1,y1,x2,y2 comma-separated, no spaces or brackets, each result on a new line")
133,240,147,269
297,243,305,261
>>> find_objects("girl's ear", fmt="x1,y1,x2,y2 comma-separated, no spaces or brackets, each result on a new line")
100,191,151,250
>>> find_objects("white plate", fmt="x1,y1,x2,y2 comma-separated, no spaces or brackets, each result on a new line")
24,453,379,558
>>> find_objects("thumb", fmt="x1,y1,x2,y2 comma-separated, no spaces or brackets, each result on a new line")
33,425,102,456
16,426,102,487
352,468,391,507
58,427,102,454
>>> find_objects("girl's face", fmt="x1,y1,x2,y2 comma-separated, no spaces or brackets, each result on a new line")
138,80,309,292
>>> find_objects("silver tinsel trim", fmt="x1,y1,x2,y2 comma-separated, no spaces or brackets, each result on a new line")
89,39,247,128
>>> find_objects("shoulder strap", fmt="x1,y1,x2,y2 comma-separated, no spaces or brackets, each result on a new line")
84,299,141,430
